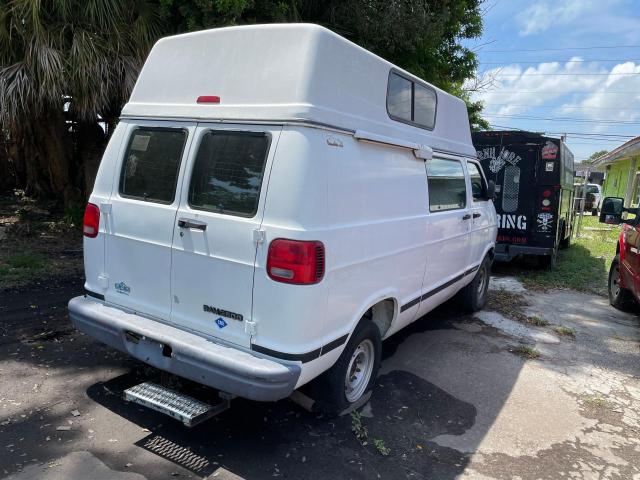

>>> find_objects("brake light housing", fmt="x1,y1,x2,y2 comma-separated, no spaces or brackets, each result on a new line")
83,203,100,238
267,239,325,285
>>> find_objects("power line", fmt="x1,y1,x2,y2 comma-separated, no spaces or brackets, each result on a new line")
546,132,636,138
480,59,640,65
481,72,640,76
483,103,640,111
486,125,637,138
473,91,637,94
484,114,640,124
481,45,640,53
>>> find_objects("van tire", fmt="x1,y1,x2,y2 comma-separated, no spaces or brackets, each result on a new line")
609,255,635,310
458,255,491,313
313,320,381,416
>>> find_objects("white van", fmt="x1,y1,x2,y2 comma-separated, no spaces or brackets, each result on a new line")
69,24,497,418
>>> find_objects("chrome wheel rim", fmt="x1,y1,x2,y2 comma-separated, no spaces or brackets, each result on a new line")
345,339,375,403
610,264,621,298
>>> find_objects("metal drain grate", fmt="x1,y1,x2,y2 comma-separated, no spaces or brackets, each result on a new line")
124,381,228,427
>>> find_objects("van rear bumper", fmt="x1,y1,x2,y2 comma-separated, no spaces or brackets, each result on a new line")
495,244,554,262
68,296,301,402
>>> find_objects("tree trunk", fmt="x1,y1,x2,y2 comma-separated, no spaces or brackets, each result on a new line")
7,109,76,205
77,120,107,198
0,140,16,193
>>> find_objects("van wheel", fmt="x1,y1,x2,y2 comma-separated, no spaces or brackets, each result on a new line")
314,321,381,416
458,255,491,313
609,255,635,310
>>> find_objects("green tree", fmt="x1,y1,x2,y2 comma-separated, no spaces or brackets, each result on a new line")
158,0,486,128
586,150,608,163
1,0,486,202
0,0,162,201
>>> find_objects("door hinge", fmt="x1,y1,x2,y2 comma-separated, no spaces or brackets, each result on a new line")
253,229,266,244
245,320,257,336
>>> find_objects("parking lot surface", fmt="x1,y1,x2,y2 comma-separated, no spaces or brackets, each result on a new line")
1,277,639,479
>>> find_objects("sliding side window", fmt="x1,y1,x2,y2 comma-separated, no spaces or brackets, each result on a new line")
426,158,467,212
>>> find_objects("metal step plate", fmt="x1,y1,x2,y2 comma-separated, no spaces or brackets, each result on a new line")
124,381,228,427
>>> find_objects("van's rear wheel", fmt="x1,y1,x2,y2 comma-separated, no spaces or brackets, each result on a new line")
458,255,491,313
609,255,635,310
314,320,381,415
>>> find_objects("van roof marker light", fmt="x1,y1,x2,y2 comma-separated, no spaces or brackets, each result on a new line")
197,96,221,104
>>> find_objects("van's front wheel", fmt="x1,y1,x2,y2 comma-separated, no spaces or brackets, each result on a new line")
458,255,491,313
314,321,381,415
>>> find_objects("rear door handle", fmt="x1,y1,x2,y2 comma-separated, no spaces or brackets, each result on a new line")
462,214,472,220
178,218,207,231
473,212,481,219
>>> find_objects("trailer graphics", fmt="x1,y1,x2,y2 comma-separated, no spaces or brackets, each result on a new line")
473,131,575,268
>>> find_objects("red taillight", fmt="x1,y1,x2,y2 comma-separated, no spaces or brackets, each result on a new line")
83,203,100,238
267,239,324,285
196,95,220,104
542,190,552,198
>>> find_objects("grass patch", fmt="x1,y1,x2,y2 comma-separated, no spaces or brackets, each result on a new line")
527,314,550,327
554,326,576,338
350,411,368,444
494,216,618,296
373,438,391,456
487,291,550,326
0,252,49,287
510,345,541,359
487,290,530,322
6,253,47,270
583,394,613,409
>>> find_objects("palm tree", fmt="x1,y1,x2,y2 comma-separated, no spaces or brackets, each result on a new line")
0,0,163,201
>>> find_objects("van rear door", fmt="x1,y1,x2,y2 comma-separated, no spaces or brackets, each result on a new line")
169,124,281,348
104,120,196,320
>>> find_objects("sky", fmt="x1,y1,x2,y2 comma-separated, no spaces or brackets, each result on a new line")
467,0,640,163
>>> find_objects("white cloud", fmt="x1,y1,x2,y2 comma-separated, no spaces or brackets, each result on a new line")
517,0,597,36
468,59,640,157
559,62,640,122
470,57,607,116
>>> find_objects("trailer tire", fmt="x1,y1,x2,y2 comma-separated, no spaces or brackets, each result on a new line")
458,255,491,313
539,249,557,270
313,320,381,416
560,224,571,249
609,255,635,311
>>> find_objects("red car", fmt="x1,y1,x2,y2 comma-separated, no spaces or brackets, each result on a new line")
601,197,640,309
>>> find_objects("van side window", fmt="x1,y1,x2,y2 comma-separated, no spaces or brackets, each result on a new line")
426,158,467,212
119,128,187,204
188,131,270,217
413,84,436,129
386,71,437,130
387,73,412,122
467,162,487,201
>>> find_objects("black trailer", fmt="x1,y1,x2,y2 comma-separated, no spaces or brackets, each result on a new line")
473,131,575,268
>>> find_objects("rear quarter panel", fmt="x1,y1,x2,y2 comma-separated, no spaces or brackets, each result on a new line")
84,123,128,296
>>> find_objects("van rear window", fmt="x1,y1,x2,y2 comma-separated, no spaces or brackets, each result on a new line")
119,127,187,204
188,131,270,217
